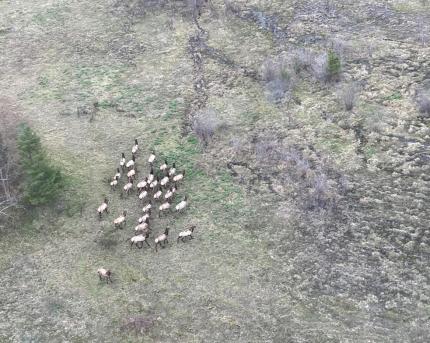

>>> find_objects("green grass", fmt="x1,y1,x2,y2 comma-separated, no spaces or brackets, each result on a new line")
364,145,377,159
32,4,68,26
384,91,402,101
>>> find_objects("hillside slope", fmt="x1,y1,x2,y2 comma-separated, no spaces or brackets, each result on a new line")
0,0,429,342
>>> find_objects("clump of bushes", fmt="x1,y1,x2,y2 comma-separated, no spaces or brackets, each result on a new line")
416,92,430,116
260,48,342,101
290,48,342,83
192,108,222,146
17,124,66,206
120,316,155,335
339,82,359,111
261,55,296,103
0,100,22,224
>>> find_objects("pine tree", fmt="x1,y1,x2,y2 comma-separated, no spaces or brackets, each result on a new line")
17,124,42,163
327,50,341,81
17,124,65,206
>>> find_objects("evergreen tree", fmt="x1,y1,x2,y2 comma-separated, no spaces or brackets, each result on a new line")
17,124,42,163
17,124,65,206
327,50,341,81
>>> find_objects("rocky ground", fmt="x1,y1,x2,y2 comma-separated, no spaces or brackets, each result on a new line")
0,0,429,342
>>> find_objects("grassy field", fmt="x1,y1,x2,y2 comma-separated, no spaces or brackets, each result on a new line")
0,0,429,342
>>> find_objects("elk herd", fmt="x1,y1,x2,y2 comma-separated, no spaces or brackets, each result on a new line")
96,138,195,283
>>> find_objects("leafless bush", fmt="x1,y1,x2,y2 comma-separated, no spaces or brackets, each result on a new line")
229,137,243,154
324,0,336,15
329,38,348,60
290,48,329,80
278,147,343,211
255,139,279,164
417,93,430,116
186,0,211,18
290,48,314,73
306,172,339,211
311,52,329,82
0,98,22,225
361,105,387,132
224,0,239,15
339,83,358,111
192,108,222,146
418,16,429,46
291,47,341,83
120,316,155,335
261,56,296,103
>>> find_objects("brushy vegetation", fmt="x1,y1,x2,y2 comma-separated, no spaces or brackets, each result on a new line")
192,108,222,146
339,82,358,111
17,124,66,206
416,92,430,116
289,47,342,83
0,100,22,227
261,55,296,103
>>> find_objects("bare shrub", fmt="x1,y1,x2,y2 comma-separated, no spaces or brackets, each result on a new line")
329,38,349,60
229,137,243,154
255,139,279,164
280,147,342,211
306,172,339,211
0,97,23,225
192,108,222,146
361,104,387,133
186,0,208,18
120,316,155,335
418,16,429,46
224,0,239,15
261,58,279,82
310,52,328,81
291,47,341,83
338,83,358,111
417,93,430,116
290,48,314,72
261,56,296,103
324,0,336,15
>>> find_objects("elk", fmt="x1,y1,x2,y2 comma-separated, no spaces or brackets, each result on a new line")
130,233,150,249
97,198,109,219
97,268,112,283
154,227,169,252
132,138,139,155
114,210,127,229
175,196,188,212
177,225,196,243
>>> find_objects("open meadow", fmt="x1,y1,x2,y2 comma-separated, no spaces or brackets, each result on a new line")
0,0,429,342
